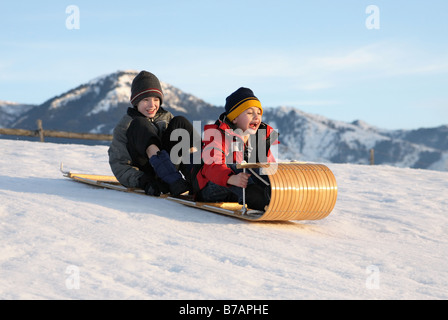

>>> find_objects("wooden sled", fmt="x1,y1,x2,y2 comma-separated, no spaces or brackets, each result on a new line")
61,162,337,221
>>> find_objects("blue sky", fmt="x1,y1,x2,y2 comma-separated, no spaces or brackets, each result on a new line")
1,0,447,129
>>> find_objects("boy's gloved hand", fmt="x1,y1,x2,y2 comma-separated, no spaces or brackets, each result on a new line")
139,174,163,197
144,180,160,196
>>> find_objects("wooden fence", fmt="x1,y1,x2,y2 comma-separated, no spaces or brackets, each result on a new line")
1,119,379,165
0,120,112,142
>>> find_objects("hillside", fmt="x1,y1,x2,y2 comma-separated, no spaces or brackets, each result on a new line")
1,70,447,171
0,101,34,128
9,70,220,135
0,139,447,300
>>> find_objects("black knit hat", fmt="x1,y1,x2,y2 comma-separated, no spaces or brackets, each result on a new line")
130,71,164,106
225,87,263,121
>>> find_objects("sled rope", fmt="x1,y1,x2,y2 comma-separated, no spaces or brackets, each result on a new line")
248,167,270,186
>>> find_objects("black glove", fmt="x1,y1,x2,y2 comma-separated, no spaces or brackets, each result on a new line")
139,174,160,197
156,178,170,194
144,180,161,196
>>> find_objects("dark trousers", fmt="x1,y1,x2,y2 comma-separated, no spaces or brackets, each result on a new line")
126,116,196,184
198,165,269,204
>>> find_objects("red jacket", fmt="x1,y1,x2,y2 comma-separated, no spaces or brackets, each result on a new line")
196,115,279,190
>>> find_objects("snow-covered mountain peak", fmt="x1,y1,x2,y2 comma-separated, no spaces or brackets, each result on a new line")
2,71,447,172
87,71,137,116
0,101,35,128
49,70,138,113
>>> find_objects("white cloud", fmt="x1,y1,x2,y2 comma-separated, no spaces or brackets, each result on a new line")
308,47,377,71
280,42,448,91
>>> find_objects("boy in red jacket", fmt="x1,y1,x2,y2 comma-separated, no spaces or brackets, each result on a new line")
195,87,279,211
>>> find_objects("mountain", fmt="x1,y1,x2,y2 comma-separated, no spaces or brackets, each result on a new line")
3,70,448,171
266,107,448,171
386,126,448,151
10,70,222,135
0,101,35,128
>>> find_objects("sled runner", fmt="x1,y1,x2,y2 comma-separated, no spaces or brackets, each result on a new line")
61,162,337,221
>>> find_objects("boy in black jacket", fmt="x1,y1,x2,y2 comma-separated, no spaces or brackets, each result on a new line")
108,71,194,196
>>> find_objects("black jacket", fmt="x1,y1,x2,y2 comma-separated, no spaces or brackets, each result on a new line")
108,107,173,188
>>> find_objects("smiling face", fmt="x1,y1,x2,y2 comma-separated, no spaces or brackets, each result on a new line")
231,106,262,135
136,96,160,118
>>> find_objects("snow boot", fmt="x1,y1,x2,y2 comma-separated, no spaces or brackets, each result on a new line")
245,184,271,211
149,150,190,196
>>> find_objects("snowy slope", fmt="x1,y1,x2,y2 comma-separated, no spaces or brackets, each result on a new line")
0,139,447,299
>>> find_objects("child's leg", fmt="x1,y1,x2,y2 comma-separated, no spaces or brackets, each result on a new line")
198,182,239,203
126,117,161,172
227,165,271,211
149,150,190,196
126,117,189,196
161,116,200,156
199,182,269,211
245,184,270,211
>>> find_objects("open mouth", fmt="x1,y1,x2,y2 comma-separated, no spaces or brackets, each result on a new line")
249,122,259,130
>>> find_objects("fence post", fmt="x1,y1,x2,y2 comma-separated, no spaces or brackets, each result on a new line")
370,149,374,165
36,119,44,142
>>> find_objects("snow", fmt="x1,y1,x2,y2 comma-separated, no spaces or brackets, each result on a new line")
87,72,134,116
49,86,91,110
0,139,447,300
0,101,28,116
430,152,448,171
0,101,34,128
